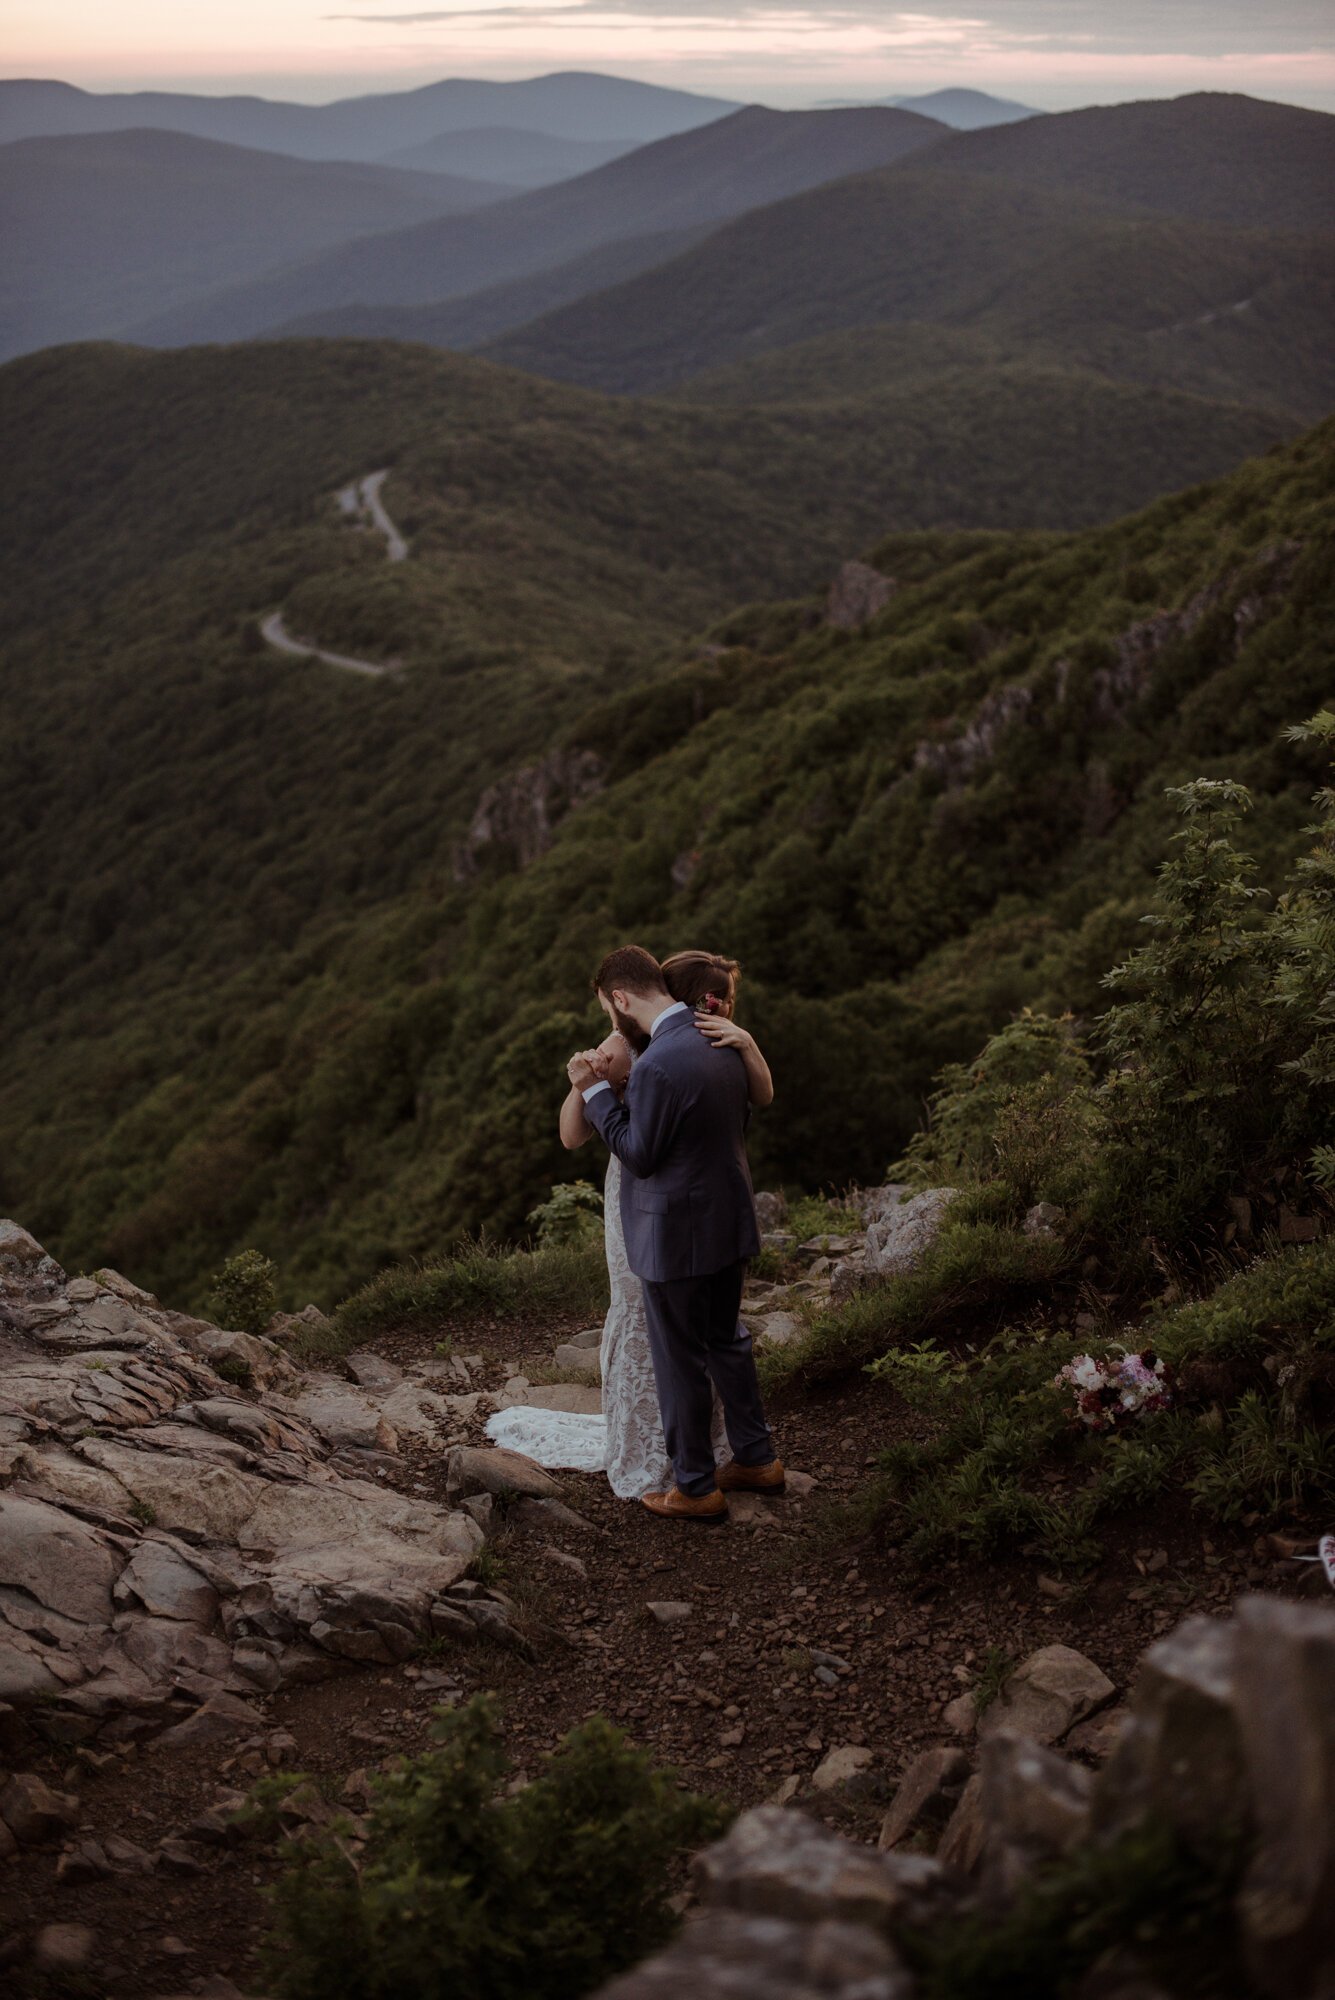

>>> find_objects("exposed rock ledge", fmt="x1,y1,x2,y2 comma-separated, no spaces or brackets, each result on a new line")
0,1220,500,1754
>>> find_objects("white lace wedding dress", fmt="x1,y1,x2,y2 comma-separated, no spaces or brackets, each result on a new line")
486,1151,727,1497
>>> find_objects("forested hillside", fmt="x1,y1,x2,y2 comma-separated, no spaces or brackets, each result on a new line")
2,329,1329,1307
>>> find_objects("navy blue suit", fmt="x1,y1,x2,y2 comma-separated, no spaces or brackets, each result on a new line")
585,1006,774,1495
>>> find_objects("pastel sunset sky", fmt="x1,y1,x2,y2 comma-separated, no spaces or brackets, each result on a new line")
8,0,1335,109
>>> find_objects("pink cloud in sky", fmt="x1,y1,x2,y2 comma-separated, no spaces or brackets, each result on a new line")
6,0,1335,108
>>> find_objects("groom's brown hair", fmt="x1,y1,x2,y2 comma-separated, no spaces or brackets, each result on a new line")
593,944,668,997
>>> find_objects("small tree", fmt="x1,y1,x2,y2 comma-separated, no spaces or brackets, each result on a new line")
210,1248,278,1333
262,1698,729,2000
526,1179,604,1248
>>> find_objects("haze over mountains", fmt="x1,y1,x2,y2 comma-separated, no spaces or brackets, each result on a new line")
127,104,945,347
0,70,738,157
0,127,505,360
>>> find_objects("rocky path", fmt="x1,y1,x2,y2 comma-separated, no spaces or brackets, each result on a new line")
262,469,409,677
0,1212,1318,1994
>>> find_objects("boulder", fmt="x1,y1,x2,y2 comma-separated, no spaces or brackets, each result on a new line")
0,1224,504,1737
0,1491,119,1624
1234,1597,1335,1998
553,1342,602,1379
695,1806,952,1934
33,1923,97,1972
1093,1615,1241,1852
286,1376,397,1452
935,1773,986,1873
0,1219,60,1274
811,1745,874,1793
1023,1202,1066,1240
646,1601,693,1625
877,1746,972,1850
863,1189,958,1280
343,1349,403,1392
979,1733,1093,1891
157,1692,263,1748
113,1541,219,1625
445,1446,562,1502
980,1644,1114,1747
754,1192,789,1231
516,1383,601,1415
826,561,897,630
0,1771,78,1844
595,1910,912,1999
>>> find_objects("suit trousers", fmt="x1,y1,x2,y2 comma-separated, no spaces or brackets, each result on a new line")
640,1260,775,1495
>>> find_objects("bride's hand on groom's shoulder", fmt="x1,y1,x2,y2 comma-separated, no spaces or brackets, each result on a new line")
697,1017,753,1053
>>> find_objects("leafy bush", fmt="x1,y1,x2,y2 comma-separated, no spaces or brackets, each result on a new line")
892,725,1335,1251
336,1235,607,1342
261,1697,730,2000
209,1247,278,1334
761,1221,1071,1391
862,1242,1335,1566
526,1179,604,1249
895,1011,1098,1212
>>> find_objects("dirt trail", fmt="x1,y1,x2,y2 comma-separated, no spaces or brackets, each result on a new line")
4,1301,1304,1999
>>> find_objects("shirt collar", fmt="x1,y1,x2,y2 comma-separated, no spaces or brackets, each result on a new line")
649,1001,689,1038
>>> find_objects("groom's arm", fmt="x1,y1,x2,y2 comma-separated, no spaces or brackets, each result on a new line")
583,1061,679,1179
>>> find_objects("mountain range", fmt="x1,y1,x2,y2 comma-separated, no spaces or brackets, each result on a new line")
125,104,944,347
0,127,504,361
0,330,1328,1301
0,70,738,156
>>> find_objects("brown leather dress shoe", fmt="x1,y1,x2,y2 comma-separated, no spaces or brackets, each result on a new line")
642,1486,728,1523
716,1457,786,1494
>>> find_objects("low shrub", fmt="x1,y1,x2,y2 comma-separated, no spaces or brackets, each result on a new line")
760,1220,1071,1392
336,1235,608,1342
261,1697,730,2000
209,1247,278,1334
862,1243,1335,1567
526,1179,604,1249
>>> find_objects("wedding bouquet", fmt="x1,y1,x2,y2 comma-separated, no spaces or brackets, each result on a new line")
1053,1347,1172,1432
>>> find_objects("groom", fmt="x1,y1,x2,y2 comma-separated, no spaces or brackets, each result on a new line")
568,944,783,1522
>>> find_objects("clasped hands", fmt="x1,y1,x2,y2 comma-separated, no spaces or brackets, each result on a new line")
567,1047,610,1092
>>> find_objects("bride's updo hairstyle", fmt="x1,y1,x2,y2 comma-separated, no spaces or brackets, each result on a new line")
662,949,740,1019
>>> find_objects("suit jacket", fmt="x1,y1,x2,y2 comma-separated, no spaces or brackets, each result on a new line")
585,1008,761,1283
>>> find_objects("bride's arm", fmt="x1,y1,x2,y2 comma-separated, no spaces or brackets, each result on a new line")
697,1017,774,1108
559,1082,595,1150
560,1032,632,1149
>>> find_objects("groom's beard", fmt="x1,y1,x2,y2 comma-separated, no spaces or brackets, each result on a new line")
612,1006,650,1054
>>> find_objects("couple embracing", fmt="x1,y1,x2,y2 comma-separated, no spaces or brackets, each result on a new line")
487,946,784,1521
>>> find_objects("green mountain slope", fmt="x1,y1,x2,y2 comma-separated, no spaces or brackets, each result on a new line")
921,91,1335,232
0,128,504,362
1,334,1329,1307
127,106,944,347
486,167,1335,419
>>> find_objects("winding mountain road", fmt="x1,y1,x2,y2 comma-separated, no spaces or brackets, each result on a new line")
263,468,408,676
259,610,398,678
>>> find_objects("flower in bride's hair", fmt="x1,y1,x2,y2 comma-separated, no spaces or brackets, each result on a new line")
698,991,722,1013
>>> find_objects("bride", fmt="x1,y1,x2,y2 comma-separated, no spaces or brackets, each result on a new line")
485,950,774,1496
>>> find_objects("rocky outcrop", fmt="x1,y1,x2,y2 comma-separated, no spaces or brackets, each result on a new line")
903,539,1301,804
862,1188,957,1281
600,1599,1335,2000
826,562,897,631
0,1222,522,1757
453,746,606,880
